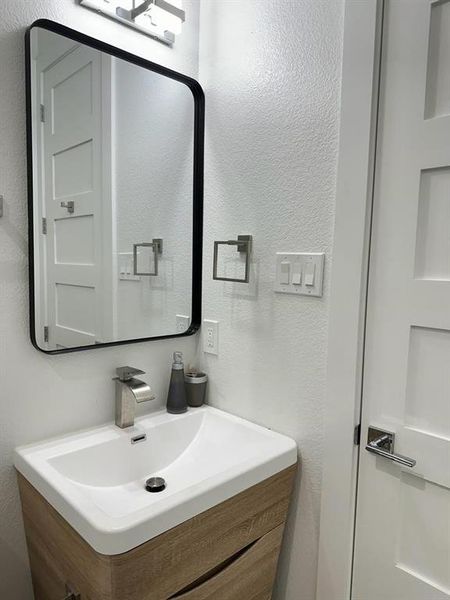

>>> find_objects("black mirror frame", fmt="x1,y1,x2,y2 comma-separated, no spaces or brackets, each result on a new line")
25,19,204,354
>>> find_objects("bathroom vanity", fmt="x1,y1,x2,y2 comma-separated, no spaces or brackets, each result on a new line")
15,407,297,599
18,468,295,600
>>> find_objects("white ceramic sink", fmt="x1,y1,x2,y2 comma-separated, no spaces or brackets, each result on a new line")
14,406,297,554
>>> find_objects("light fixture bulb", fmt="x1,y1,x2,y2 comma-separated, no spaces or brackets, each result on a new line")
136,5,181,36
80,0,184,44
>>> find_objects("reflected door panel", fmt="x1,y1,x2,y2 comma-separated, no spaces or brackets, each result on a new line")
42,42,104,348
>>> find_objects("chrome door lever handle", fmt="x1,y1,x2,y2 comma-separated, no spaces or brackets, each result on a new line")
365,427,416,468
60,200,74,213
365,441,416,467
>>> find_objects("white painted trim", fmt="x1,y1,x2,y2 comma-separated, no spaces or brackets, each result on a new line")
316,2,383,599
31,41,46,349
100,53,117,341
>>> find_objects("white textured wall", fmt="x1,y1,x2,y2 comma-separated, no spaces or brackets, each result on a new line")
198,1,344,599
0,1,199,598
1,1,345,597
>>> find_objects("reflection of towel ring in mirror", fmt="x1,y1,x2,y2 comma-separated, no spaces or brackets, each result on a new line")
213,235,252,283
133,239,163,276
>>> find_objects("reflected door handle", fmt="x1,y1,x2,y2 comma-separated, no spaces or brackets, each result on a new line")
60,201,74,214
365,427,416,467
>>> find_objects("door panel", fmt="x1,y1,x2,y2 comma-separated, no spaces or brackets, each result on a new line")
353,1,450,599
42,44,104,347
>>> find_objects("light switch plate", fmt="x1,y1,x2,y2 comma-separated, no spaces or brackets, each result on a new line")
274,252,325,297
203,319,219,355
118,252,140,281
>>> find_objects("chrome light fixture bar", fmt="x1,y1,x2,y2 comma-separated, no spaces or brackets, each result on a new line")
80,0,185,46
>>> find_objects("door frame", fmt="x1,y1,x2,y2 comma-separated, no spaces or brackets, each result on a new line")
316,1,384,599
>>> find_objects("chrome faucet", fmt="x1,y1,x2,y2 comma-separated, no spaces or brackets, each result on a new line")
113,366,155,428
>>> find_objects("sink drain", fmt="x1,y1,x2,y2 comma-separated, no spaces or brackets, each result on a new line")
145,477,166,493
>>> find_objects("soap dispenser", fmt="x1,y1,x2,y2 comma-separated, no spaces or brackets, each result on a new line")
166,351,188,414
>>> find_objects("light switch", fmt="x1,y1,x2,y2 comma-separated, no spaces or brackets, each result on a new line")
292,264,302,285
305,263,316,286
280,261,290,284
275,252,325,297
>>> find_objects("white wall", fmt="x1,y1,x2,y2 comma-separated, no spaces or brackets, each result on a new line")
1,1,347,598
0,1,199,598
198,2,344,599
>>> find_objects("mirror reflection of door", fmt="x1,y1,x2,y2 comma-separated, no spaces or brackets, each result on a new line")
30,26,196,351
34,31,111,349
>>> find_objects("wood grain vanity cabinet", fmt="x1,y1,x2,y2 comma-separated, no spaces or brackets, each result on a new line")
17,465,296,600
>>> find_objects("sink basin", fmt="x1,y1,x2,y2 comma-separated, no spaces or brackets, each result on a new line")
14,406,297,554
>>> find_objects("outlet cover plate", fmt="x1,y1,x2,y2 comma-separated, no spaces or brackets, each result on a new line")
203,319,219,355
176,315,190,334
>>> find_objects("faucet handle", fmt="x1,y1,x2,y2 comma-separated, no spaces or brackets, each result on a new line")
115,366,145,382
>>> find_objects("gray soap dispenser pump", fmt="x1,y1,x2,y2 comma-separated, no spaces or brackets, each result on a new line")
166,351,188,414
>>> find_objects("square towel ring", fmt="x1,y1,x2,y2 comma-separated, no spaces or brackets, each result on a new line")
133,239,163,276
213,235,252,283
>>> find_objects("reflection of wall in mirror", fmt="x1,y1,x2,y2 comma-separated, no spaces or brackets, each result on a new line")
114,60,194,340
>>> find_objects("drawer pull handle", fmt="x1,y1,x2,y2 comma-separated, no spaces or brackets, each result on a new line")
63,584,80,600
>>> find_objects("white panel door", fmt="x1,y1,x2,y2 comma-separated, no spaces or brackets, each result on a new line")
353,1,450,599
42,44,104,348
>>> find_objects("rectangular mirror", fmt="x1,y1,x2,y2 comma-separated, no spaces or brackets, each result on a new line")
26,20,203,353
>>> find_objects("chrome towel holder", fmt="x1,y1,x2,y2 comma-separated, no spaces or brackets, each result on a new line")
213,235,252,283
133,239,163,276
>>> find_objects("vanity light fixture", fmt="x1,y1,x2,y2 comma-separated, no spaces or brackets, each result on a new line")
79,0,185,45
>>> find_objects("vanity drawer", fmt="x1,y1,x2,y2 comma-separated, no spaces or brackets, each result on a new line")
169,525,284,600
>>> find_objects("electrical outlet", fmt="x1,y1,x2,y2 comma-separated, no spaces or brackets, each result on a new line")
203,319,219,355
176,315,190,333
